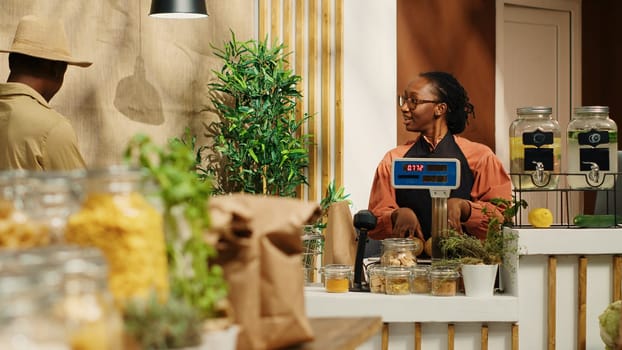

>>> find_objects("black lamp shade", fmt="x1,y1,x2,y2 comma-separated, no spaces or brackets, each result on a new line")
149,0,209,19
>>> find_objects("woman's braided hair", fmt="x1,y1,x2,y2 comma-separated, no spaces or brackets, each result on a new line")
420,71,475,134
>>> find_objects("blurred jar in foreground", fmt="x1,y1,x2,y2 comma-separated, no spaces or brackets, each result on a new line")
22,171,85,243
55,247,123,350
65,166,169,305
0,170,50,249
0,255,68,350
411,265,431,294
567,106,618,189
509,106,561,190
384,267,411,295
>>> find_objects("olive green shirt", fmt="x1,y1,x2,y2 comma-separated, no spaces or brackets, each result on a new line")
0,82,86,170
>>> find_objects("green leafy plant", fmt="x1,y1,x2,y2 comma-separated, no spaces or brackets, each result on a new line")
123,293,203,349
315,180,351,231
206,31,311,197
439,197,527,265
124,131,228,321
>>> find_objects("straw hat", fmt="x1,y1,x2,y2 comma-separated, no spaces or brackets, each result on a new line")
0,15,92,67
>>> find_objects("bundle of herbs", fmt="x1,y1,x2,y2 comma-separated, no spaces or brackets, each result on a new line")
440,197,527,266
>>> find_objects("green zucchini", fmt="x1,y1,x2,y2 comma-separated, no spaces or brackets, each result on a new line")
573,214,622,228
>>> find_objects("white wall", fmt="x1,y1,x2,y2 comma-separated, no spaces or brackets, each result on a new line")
343,0,397,213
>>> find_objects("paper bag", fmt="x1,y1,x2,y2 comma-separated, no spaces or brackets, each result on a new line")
323,200,357,266
209,193,320,350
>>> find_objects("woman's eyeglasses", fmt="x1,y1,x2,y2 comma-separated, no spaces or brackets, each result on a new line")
397,95,439,109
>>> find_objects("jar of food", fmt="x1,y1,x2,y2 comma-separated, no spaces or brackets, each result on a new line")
0,170,49,249
567,106,618,189
384,266,412,295
430,266,460,296
0,257,67,349
381,238,419,267
411,265,431,294
367,265,386,294
322,264,352,293
65,166,169,305
22,171,85,243
509,106,561,189
58,248,123,350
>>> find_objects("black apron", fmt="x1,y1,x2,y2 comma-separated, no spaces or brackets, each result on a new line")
395,134,475,240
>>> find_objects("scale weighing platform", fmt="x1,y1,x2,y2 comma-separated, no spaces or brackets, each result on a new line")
391,157,461,259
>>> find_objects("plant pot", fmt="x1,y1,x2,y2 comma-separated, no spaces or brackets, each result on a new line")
176,325,240,350
461,264,498,297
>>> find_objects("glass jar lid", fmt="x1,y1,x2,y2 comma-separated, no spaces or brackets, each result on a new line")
517,106,552,115
430,267,460,279
322,264,352,278
574,106,609,114
412,265,430,276
383,266,412,277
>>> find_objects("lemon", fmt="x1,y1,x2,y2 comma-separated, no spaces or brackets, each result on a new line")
528,208,554,228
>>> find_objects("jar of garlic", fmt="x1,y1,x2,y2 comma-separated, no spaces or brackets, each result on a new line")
411,265,431,294
381,238,419,267
430,266,460,297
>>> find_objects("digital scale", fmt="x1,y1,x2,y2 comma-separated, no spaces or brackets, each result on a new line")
392,158,461,259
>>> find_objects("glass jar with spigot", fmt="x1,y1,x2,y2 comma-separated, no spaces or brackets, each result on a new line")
509,106,561,189
567,106,618,189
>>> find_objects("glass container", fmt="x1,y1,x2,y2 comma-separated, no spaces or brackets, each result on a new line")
430,266,460,296
367,265,386,294
411,265,431,294
65,166,169,305
301,225,323,284
22,171,84,243
322,264,352,293
384,267,412,295
0,256,67,349
381,238,419,267
567,106,618,189
509,106,561,189
0,170,50,250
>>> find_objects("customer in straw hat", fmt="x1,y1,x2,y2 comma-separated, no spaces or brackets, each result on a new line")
0,15,92,171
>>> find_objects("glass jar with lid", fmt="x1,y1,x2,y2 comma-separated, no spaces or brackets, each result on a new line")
430,266,460,296
381,238,420,267
65,166,169,305
321,264,352,293
384,266,412,295
509,106,561,189
567,106,618,189
367,265,386,294
411,265,431,294
301,225,323,284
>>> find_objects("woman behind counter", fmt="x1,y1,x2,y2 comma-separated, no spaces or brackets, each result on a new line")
367,71,511,243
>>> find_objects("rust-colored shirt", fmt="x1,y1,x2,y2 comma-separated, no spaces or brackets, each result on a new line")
0,82,86,171
367,135,512,240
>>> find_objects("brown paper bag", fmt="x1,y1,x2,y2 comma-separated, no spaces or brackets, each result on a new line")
323,200,357,266
209,193,320,350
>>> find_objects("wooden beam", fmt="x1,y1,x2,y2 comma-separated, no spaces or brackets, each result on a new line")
578,256,587,350
381,322,389,350
259,0,268,40
512,323,519,350
308,0,318,201
320,0,331,196
614,255,622,301
448,323,455,350
548,256,557,350
334,0,344,187
414,322,422,350
481,324,488,350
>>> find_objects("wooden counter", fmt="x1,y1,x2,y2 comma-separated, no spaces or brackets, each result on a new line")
288,317,382,350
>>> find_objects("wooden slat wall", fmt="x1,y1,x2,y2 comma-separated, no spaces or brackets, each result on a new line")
258,0,343,202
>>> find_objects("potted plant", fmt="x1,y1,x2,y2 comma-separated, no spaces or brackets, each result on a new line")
205,31,311,197
123,132,236,349
439,197,527,296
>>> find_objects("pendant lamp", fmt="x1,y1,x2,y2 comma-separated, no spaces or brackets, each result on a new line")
149,0,208,19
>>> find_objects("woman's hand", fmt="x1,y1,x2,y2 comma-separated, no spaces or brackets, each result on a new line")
447,198,471,234
391,207,424,241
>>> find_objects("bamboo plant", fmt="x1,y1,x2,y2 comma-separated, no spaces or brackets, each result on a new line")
206,31,311,197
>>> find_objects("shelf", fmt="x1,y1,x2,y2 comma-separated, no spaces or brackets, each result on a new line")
512,227,622,255
304,286,518,323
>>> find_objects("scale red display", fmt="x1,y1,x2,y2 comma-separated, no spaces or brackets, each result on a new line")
402,163,448,172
